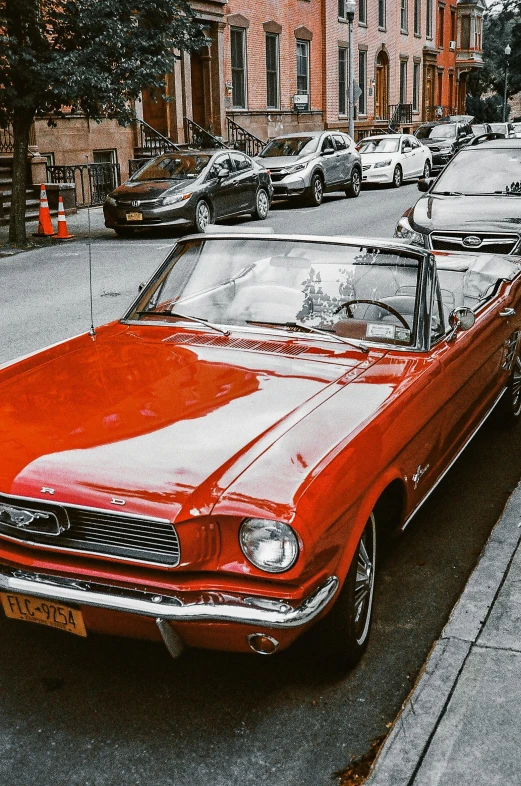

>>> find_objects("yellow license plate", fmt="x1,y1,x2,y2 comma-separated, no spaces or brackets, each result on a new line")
126,212,143,221
1,592,87,637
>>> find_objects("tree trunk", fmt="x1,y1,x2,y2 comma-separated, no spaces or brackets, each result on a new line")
9,109,33,245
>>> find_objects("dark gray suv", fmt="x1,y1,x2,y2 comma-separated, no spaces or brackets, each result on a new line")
255,131,362,206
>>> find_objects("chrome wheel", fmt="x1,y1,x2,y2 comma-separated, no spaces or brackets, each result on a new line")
253,188,269,220
512,355,521,416
307,174,324,206
346,168,361,198
392,165,402,188
195,200,211,232
354,514,376,645
315,512,377,672
423,160,431,179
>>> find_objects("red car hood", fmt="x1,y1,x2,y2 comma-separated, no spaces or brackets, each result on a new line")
0,325,376,522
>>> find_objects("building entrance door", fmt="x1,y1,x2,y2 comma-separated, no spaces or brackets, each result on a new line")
375,51,389,120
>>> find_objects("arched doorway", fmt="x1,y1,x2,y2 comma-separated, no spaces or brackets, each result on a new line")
375,50,389,120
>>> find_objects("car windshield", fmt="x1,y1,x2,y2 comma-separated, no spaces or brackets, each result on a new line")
259,137,319,157
358,138,400,153
130,154,211,181
471,125,489,136
416,124,457,140
432,148,521,195
127,239,422,347
489,124,507,134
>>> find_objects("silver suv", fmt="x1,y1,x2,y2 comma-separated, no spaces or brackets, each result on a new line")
255,131,362,206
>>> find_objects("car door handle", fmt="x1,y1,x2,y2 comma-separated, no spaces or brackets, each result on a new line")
500,308,516,317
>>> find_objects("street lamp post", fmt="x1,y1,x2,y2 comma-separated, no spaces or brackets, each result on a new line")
503,44,511,123
345,0,356,139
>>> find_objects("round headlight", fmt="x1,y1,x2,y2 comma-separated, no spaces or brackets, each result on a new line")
239,518,299,573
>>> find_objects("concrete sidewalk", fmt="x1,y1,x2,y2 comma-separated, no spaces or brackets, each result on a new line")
367,480,521,786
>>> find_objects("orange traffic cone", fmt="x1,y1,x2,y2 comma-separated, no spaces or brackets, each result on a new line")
54,197,74,240
33,184,55,237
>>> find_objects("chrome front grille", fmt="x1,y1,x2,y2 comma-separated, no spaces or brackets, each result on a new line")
268,170,286,182
362,164,372,171
0,494,180,567
430,232,520,255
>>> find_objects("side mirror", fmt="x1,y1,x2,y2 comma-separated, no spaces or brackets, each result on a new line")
322,147,335,156
138,282,146,292
418,177,435,192
447,306,475,341
217,167,229,178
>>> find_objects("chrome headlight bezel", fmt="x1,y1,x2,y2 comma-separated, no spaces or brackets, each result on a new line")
105,195,117,207
239,518,299,573
374,159,393,168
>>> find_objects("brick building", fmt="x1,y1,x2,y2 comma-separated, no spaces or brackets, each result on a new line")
2,0,486,220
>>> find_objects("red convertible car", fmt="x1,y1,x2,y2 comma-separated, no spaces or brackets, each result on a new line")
1,233,520,672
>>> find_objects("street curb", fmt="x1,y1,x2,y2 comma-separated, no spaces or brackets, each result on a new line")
366,480,521,786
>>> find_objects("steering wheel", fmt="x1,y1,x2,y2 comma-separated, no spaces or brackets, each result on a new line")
333,298,411,330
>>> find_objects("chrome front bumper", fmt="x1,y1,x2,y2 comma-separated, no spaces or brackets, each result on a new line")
0,565,338,630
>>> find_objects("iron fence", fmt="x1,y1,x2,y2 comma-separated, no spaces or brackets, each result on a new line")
0,126,14,154
46,162,121,207
133,118,180,156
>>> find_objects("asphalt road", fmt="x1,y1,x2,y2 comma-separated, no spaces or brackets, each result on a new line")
1,183,520,786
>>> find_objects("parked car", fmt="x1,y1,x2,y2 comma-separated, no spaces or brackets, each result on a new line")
470,122,493,137
255,131,362,205
488,122,516,138
103,150,273,236
395,137,521,254
415,119,473,170
358,133,432,187
1,231,521,673
512,122,521,138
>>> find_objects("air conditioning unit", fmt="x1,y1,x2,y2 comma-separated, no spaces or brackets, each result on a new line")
449,40,456,50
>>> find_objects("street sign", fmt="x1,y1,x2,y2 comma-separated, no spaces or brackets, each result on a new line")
293,94,309,112
353,81,363,103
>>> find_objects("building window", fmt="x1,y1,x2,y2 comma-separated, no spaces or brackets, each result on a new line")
297,40,310,97
231,27,247,109
438,4,445,48
358,50,367,114
399,60,407,103
413,63,420,111
338,0,345,18
93,149,117,164
414,0,420,35
359,0,367,24
461,15,470,49
266,33,279,109
378,0,386,28
437,70,443,105
426,0,433,38
448,71,454,108
401,0,408,32
475,15,482,50
339,47,348,115
450,8,456,42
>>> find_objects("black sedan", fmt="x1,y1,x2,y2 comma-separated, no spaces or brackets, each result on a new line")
395,137,521,254
103,150,273,236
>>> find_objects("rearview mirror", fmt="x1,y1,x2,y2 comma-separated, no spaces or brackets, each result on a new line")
418,177,435,192
447,306,475,341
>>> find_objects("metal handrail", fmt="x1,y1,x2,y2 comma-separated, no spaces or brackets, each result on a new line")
226,117,265,157
388,103,413,131
133,118,180,156
184,117,226,150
